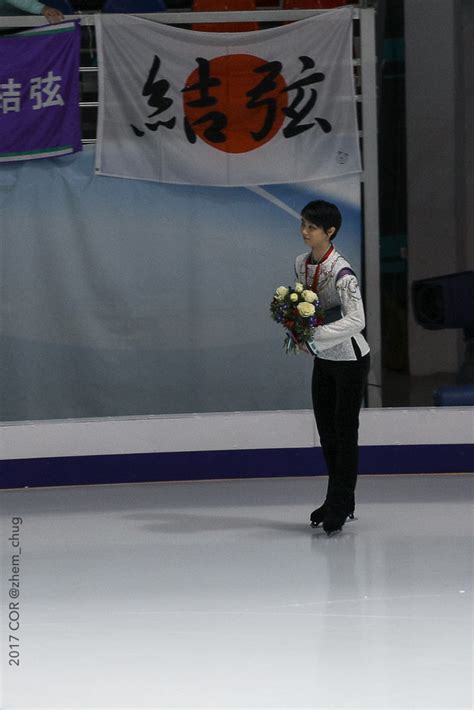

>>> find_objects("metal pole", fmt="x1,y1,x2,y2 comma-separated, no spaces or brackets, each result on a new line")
360,7,382,406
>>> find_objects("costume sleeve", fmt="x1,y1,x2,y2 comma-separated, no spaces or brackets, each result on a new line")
307,274,366,352
294,254,307,284
4,0,45,14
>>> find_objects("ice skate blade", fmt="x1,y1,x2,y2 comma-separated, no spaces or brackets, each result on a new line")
310,514,358,530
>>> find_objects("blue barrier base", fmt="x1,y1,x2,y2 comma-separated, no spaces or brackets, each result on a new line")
433,384,474,406
1,444,473,489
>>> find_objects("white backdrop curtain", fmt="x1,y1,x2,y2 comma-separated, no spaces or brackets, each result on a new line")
0,147,361,421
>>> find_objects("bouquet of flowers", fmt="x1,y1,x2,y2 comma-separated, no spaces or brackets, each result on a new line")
270,282,324,353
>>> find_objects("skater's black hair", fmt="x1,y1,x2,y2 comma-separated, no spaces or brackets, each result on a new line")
301,200,342,240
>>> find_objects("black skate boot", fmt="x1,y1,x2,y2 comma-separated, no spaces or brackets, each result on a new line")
311,503,356,529
310,503,327,528
323,506,355,536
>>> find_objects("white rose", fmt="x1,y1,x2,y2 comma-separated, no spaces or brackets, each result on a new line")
290,293,299,302
294,282,304,293
302,289,317,303
275,286,289,300
297,302,316,317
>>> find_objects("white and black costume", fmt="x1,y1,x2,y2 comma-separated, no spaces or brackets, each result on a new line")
295,246,370,515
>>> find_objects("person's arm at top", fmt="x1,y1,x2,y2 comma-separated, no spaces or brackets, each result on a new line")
4,0,64,22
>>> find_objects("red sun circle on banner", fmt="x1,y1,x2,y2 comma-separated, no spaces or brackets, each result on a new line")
182,54,288,154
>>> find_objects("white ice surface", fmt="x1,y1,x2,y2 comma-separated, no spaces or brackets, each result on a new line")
1,474,473,710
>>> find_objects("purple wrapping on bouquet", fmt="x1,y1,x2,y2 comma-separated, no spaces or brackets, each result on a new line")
0,21,81,162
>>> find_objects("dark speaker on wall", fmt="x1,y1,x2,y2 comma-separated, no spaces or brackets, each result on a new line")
411,271,474,330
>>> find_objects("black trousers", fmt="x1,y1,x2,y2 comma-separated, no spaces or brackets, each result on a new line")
311,351,370,512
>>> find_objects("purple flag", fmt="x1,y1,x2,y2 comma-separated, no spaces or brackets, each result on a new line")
0,21,81,162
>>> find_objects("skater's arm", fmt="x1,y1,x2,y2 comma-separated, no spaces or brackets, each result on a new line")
306,274,366,353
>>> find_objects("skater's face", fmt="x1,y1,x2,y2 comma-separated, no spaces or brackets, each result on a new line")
300,217,335,252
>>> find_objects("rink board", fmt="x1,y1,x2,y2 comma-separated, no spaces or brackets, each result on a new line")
1,408,472,488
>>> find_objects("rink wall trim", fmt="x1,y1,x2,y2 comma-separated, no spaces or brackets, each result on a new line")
1,444,473,489
0,408,472,488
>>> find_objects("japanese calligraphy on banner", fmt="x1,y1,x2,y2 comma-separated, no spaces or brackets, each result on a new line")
95,9,361,186
0,22,81,163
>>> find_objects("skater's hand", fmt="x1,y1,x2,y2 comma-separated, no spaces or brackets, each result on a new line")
297,341,311,355
286,329,311,355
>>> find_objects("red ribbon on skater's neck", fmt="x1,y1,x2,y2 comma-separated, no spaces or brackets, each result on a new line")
304,244,334,293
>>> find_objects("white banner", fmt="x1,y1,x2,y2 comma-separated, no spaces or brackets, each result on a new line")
95,9,360,187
